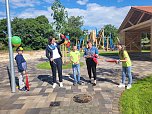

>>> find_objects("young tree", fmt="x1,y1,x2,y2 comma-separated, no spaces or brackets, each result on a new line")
51,0,68,34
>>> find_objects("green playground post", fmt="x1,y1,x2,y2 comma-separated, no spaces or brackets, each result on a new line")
5,0,16,92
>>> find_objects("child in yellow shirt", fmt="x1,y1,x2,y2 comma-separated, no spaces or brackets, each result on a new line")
70,46,81,86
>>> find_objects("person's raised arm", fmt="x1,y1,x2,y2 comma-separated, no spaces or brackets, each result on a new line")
57,38,65,45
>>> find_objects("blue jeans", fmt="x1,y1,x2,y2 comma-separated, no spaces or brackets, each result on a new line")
122,66,132,84
72,64,81,83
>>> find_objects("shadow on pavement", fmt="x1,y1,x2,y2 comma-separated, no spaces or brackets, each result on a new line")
37,75,53,85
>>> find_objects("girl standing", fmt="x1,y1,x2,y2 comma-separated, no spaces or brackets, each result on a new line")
116,44,132,89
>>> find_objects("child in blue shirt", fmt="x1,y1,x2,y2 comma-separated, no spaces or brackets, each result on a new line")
15,47,27,91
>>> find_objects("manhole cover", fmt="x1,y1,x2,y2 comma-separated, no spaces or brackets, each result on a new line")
73,94,92,103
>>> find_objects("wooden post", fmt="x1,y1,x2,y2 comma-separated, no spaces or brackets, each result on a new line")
82,39,84,47
65,45,67,62
106,37,109,51
102,29,104,49
99,34,102,46
76,38,78,47
150,19,152,58
62,44,65,64
96,39,97,47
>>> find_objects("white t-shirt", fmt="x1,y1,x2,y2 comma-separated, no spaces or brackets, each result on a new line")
52,46,61,59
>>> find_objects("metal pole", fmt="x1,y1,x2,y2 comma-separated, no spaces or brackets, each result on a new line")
5,0,16,92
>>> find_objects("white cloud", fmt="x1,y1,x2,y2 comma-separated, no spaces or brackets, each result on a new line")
1,0,40,8
17,7,54,22
77,0,89,5
43,0,55,4
2,2,130,30
66,3,130,29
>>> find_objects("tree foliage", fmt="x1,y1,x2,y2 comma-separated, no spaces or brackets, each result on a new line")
65,16,84,41
0,15,54,50
51,0,84,43
0,19,8,49
51,0,68,34
104,24,118,43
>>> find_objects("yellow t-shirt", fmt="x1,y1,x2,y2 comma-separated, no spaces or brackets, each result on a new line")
70,51,80,64
119,50,132,67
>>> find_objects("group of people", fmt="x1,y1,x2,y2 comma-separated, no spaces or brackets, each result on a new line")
15,34,133,91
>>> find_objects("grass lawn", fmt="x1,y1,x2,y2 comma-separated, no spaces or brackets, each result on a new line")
120,75,152,114
99,51,118,56
36,61,84,70
141,50,151,53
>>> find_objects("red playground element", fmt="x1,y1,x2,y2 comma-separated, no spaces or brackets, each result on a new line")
60,34,71,48
25,72,30,91
66,41,70,48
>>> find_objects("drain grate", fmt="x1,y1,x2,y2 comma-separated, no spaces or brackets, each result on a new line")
50,101,60,107
73,94,92,103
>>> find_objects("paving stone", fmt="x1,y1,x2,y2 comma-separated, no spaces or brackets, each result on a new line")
32,88,42,93
25,108,40,114
45,88,53,93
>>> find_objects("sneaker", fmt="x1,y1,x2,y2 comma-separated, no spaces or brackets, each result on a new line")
73,82,77,86
118,83,125,88
78,81,82,85
92,83,96,86
127,84,132,89
88,80,92,84
19,87,26,91
59,82,63,87
52,83,57,88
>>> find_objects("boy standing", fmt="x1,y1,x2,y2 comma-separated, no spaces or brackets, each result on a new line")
70,46,82,86
15,47,27,91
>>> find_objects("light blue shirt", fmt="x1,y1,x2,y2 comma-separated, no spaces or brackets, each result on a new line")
84,46,98,57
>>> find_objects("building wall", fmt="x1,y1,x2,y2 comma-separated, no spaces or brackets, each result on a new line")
124,31,141,52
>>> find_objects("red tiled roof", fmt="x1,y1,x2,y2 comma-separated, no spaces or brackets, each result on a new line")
132,6,152,14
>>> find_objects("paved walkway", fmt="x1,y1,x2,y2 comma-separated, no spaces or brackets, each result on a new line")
0,56,152,114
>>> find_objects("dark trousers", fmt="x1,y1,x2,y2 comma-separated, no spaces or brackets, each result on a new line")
50,58,62,83
86,58,97,80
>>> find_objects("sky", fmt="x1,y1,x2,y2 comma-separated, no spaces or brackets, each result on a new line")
0,0,152,30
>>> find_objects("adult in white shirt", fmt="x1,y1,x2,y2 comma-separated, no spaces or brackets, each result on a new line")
46,35,65,88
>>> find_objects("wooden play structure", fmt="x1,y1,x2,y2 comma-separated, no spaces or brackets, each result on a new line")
89,29,114,51
119,6,152,58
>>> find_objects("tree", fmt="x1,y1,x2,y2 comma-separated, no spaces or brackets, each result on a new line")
11,16,54,50
104,24,118,43
65,16,84,41
51,0,68,35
